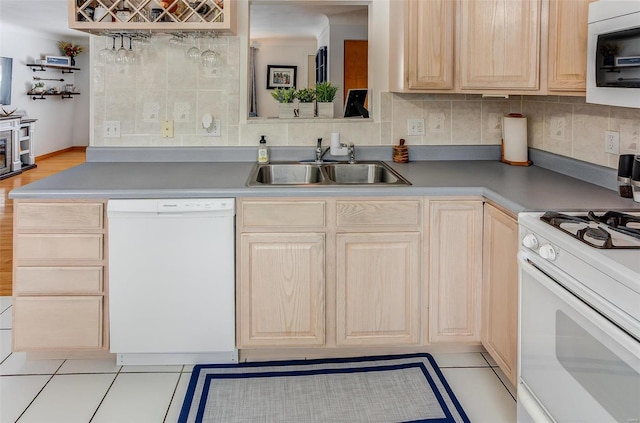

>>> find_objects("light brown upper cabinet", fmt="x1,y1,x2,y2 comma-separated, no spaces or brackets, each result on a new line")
406,0,454,90
391,0,591,95
547,0,595,92
458,0,541,91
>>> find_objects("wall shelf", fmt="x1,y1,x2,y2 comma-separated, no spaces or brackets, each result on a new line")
29,92,81,101
27,64,80,74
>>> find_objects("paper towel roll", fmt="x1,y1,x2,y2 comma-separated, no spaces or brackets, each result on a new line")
502,114,528,164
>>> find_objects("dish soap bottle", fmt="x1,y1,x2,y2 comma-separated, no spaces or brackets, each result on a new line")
257,135,269,163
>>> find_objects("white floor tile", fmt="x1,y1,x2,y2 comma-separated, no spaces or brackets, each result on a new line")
164,372,191,423
91,372,180,423
0,375,50,423
442,367,516,423
492,366,517,400
0,329,12,362
18,373,116,423
0,296,12,314
0,307,11,330
481,351,498,367
120,364,183,373
57,358,121,374
0,352,64,376
431,352,490,368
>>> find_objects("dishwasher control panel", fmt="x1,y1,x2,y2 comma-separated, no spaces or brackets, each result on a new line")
156,199,234,213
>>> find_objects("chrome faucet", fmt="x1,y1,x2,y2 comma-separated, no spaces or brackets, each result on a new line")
315,138,330,163
348,144,356,164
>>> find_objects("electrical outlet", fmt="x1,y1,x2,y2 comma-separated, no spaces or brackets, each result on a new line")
104,121,120,138
161,120,174,138
203,119,221,137
407,118,425,136
604,130,620,154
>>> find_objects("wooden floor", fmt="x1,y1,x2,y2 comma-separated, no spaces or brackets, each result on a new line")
0,149,86,296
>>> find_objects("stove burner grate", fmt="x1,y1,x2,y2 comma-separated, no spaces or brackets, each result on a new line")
540,211,640,249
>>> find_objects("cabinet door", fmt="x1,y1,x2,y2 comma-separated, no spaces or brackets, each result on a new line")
238,233,325,347
407,0,454,89
336,232,421,345
547,0,594,91
482,204,518,386
458,0,541,90
428,200,483,343
13,296,103,350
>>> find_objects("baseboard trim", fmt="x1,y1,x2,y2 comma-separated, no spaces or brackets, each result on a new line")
36,146,87,161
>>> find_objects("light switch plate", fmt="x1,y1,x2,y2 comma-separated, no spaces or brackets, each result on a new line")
161,120,174,138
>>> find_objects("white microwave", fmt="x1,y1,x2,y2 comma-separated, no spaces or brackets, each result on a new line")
586,0,640,108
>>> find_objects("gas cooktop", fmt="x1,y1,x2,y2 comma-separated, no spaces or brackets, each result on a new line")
540,211,640,249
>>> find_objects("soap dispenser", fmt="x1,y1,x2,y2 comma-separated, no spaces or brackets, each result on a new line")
258,135,269,163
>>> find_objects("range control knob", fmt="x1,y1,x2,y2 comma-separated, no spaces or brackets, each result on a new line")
522,234,539,249
539,244,557,261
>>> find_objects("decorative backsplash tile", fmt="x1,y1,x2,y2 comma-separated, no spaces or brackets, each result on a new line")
91,36,639,170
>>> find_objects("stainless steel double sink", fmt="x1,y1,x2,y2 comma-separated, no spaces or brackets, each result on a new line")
246,161,411,186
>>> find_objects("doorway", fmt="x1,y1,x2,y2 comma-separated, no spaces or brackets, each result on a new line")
344,40,368,108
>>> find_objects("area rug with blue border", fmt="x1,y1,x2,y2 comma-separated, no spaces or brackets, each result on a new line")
178,353,470,423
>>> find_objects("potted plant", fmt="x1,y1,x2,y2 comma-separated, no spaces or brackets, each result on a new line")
295,88,316,118
271,87,296,118
599,43,619,67
32,82,45,94
316,81,338,118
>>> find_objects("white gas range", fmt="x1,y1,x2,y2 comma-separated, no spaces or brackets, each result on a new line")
517,210,640,423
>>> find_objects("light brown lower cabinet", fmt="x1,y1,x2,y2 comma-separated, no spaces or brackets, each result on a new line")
482,203,519,386
238,232,326,347
428,199,483,343
237,197,424,351
335,231,421,346
12,200,109,352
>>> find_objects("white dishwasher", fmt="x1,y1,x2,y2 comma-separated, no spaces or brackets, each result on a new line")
107,198,237,365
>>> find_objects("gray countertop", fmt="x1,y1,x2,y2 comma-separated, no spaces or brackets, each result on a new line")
9,159,640,213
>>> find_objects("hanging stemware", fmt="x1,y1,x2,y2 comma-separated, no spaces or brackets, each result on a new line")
200,33,219,68
115,34,128,66
186,33,201,63
99,36,117,65
125,36,136,65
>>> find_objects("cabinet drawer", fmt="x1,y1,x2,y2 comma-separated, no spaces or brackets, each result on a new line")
13,296,103,350
16,202,104,231
15,234,104,261
336,200,421,228
241,200,325,228
14,267,103,294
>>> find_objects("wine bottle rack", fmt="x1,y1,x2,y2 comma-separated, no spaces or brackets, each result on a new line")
69,0,236,34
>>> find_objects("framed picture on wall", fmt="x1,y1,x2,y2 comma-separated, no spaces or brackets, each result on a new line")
267,65,297,89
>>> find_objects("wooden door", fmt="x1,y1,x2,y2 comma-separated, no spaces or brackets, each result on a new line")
547,0,594,91
336,232,421,346
458,0,541,90
482,203,518,386
238,232,325,347
428,200,483,343
407,0,454,89
344,40,368,105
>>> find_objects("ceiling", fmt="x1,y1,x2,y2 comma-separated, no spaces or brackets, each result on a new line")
0,1,366,40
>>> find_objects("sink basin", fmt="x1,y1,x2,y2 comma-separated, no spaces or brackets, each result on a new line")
246,161,411,186
250,164,323,185
323,163,410,185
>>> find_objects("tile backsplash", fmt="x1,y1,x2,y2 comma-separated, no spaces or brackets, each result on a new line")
91,36,639,170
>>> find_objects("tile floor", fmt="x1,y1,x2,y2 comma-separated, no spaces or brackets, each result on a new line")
0,296,516,422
